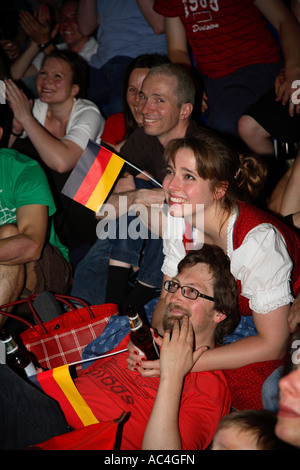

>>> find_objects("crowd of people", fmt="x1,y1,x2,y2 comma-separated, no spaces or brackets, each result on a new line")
1,0,300,451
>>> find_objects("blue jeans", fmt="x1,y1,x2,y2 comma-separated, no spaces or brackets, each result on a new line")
87,56,134,117
0,365,69,450
261,365,283,412
71,179,164,305
202,61,282,136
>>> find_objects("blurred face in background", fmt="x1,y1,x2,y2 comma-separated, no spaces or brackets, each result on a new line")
126,68,149,127
59,1,87,49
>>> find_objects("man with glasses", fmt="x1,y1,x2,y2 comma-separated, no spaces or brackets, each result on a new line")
0,244,239,450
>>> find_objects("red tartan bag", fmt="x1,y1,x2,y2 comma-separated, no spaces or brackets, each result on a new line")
0,294,118,370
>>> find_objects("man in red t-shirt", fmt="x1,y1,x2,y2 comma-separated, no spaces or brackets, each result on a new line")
154,0,300,136
75,244,239,450
0,244,239,450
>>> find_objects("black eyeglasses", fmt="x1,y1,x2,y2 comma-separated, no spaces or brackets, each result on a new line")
164,280,215,302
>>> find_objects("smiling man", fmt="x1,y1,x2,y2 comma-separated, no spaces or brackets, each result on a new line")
71,63,202,312
10,1,98,91
111,63,199,210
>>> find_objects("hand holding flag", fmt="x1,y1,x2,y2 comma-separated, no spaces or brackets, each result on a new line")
62,140,161,213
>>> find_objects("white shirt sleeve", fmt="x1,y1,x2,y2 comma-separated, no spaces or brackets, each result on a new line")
63,99,105,148
29,99,105,148
230,223,294,313
162,215,186,277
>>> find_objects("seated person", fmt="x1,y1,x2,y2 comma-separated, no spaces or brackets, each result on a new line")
10,1,99,96
0,244,239,450
0,104,72,328
238,0,300,159
127,130,300,411
6,49,104,173
101,53,168,148
6,49,105,260
153,0,300,137
71,63,199,311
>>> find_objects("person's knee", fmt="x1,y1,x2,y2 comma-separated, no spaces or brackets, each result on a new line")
238,114,271,141
238,115,258,141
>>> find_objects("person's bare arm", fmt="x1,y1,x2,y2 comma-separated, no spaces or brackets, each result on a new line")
142,316,207,450
5,79,89,173
10,41,39,80
255,0,300,115
192,304,290,372
77,0,98,35
136,0,165,34
0,205,48,265
165,16,191,68
288,294,300,332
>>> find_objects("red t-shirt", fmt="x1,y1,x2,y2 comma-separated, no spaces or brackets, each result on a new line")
101,113,126,146
154,0,281,79
75,335,231,450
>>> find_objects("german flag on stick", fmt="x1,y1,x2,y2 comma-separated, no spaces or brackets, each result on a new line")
30,349,127,430
61,140,161,213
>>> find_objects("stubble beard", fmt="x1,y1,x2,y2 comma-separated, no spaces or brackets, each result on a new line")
162,302,191,331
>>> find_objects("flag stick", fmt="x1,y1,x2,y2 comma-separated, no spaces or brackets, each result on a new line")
68,348,128,367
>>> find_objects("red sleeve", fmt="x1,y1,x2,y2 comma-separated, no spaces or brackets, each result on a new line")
179,371,231,450
101,113,126,146
153,0,177,17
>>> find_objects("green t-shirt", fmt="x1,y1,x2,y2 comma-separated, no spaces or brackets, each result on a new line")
0,148,69,261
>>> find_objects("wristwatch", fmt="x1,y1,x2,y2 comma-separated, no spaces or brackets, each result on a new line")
38,39,53,52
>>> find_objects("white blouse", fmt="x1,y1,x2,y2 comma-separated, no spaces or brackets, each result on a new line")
162,209,294,314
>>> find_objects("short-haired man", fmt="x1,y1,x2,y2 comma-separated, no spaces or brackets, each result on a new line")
0,244,239,450
71,63,200,312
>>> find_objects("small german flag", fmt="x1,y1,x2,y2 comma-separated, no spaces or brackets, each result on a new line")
32,364,99,429
61,141,125,213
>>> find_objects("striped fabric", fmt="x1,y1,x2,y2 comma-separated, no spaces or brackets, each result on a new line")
62,141,125,213
33,364,99,429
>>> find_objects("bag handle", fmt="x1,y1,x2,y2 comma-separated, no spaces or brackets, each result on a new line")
0,294,96,334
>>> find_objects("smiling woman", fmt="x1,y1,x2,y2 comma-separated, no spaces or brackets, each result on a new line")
5,49,105,256
5,49,104,173
141,128,300,411
101,53,168,148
